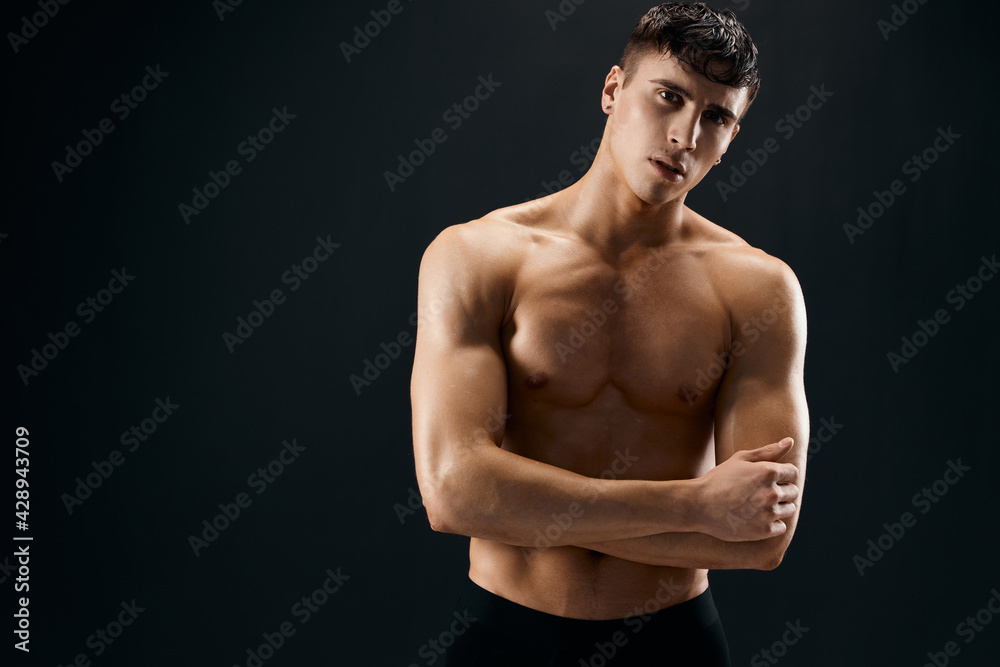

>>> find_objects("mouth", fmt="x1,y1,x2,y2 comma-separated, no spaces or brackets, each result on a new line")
650,156,684,181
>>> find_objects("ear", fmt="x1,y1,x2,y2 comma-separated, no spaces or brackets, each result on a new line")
602,65,623,108
728,122,741,144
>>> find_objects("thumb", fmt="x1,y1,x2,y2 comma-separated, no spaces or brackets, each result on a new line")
743,437,793,461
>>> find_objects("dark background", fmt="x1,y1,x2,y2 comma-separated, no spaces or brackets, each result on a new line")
3,0,998,665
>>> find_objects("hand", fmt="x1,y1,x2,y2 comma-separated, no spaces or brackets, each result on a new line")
693,438,799,542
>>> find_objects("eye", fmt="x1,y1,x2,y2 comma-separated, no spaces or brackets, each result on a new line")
705,111,727,126
659,90,680,103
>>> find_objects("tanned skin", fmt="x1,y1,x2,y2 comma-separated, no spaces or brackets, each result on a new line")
410,48,808,621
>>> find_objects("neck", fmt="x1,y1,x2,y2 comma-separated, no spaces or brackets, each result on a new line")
554,140,690,258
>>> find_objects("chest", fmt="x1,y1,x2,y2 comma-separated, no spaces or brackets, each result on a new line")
502,245,733,413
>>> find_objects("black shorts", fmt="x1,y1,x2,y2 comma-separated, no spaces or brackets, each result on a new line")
438,578,731,666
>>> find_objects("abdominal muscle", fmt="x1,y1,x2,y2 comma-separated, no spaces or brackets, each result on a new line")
469,537,708,621
466,396,715,621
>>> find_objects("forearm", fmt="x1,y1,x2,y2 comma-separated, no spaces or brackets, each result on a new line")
576,531,783,570
421,443,700,547
577,497,803,570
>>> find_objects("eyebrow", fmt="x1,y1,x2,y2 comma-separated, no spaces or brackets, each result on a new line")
648,78,739,123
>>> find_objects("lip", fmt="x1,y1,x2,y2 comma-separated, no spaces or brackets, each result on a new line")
650,156,684,182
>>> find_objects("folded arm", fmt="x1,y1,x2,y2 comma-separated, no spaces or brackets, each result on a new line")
410,222,703,547
577,255,809,570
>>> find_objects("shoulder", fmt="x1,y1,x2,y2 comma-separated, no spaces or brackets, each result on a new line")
685,210,806,329
417,204,547,326
420,199,557,277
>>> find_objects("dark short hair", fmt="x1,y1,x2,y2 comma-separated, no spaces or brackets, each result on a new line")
619,2,761,121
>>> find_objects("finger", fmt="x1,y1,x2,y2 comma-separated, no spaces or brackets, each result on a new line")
771,462,799,484
766,520,788,538
742,437,793,462
772,502,796,520
775,482,800,503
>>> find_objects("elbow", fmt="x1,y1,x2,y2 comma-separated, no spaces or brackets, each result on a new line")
417,446,492,536
418,471,473,536
424,495,462,534
755,546,787,571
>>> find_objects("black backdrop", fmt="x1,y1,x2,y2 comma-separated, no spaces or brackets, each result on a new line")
4,0,999,665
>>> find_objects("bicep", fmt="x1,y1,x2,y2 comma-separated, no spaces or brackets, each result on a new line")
714,260,809,467
410,226,510,497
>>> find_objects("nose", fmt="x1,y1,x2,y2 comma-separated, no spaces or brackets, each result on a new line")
668,110,700,151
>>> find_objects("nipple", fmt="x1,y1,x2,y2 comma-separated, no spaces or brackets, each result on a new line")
524,373,549,388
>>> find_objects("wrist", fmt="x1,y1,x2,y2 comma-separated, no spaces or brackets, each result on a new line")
662,477,704,533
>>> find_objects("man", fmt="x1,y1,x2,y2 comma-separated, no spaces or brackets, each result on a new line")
409,3,808,665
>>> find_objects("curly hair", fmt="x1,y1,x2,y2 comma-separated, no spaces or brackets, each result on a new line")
619,3,761,120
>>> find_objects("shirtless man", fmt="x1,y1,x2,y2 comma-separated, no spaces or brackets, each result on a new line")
409,3,807,665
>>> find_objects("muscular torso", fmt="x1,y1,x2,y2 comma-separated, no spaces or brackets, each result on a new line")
468,197,754,619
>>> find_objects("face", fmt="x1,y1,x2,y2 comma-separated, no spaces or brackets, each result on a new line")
602,49,747,205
